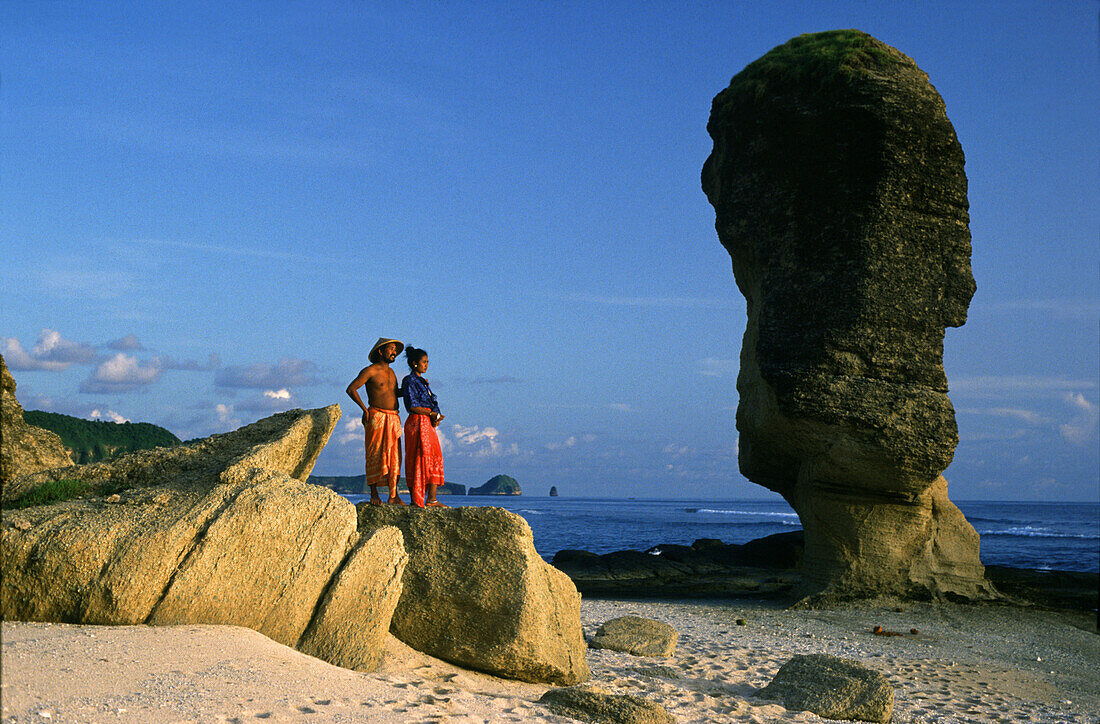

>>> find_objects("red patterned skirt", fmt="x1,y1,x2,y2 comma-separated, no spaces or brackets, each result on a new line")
404,413,445,507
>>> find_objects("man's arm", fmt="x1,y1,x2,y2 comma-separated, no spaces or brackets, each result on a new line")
346,367,372,416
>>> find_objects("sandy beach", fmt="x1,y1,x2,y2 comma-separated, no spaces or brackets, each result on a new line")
3,597,1096,723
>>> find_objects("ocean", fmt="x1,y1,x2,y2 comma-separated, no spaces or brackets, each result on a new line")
341,495,1100,574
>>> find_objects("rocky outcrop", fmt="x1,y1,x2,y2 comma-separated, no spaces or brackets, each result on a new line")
549,486,559,497
760,654,894,723
701,30,992,600
5,405,340,503
538,686,676,724
1,405,408,673
469,474,521,495
0,354,73,489
589,616,678,657
357,504,589,685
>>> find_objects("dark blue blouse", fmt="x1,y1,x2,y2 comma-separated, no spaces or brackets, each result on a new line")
402,373,439,414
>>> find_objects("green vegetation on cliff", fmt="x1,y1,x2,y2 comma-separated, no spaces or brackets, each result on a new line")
723,30,903,104
4,477,122,509
469,474,521,495
24,410,182,464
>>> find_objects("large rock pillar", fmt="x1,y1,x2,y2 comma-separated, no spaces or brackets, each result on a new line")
701,30,994,600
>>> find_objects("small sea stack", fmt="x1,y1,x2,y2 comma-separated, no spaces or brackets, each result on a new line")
549,486,558,497
702,30,992,602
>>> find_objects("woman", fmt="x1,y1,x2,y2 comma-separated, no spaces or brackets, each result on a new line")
401,346,447,508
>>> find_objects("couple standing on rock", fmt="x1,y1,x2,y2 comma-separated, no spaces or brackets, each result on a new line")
346,337,448,508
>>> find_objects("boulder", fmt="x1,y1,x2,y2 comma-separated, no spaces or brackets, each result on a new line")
760,654,894,723
538,686,675,724
589,616,677,657
298,526,407,671
701,30,993,600
357,504,589,684
5,405,340,503
0,354,73,490
549,485,559,496
1,406,408,673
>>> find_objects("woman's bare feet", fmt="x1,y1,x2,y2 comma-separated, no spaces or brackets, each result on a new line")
425,500,448,508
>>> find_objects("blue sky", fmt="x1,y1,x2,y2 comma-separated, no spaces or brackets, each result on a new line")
2,1,1097,501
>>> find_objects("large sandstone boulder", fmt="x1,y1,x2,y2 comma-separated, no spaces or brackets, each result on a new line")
357,504,590,685
0,354,73,489
1,406,407,673
701,30,993,600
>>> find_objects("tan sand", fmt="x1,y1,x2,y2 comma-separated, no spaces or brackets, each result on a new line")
3,598,1097,723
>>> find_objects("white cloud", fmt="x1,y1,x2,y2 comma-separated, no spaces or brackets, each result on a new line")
609,403,634,413
215,403,240,430
3,329,98,370
237,388,297,413
957,407,1049,425
80,353,162,393
546,435,577,451
1059,392,1098,445
951,376,1097,396
451,424,517,457
90,408,130,423
434,426,454,453
975,298,1100,319
700,357,738,378
338,418,364,446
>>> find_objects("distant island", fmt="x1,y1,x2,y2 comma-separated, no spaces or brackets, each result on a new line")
308,474,466,496
549,486,558,497
24,410,181,464
468,474,521,496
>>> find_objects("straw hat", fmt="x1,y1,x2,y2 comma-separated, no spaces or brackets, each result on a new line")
368,337,404,363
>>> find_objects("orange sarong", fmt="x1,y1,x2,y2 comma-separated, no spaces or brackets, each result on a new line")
364,407,401,489
404,413,445,507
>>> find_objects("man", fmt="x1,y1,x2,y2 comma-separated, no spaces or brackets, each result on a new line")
346,337,405,505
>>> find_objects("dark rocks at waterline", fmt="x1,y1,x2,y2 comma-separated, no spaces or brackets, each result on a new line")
702,30,990,601
553,534,1098,613
760,654,894,723
468,474,521,495
552,532,804,598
